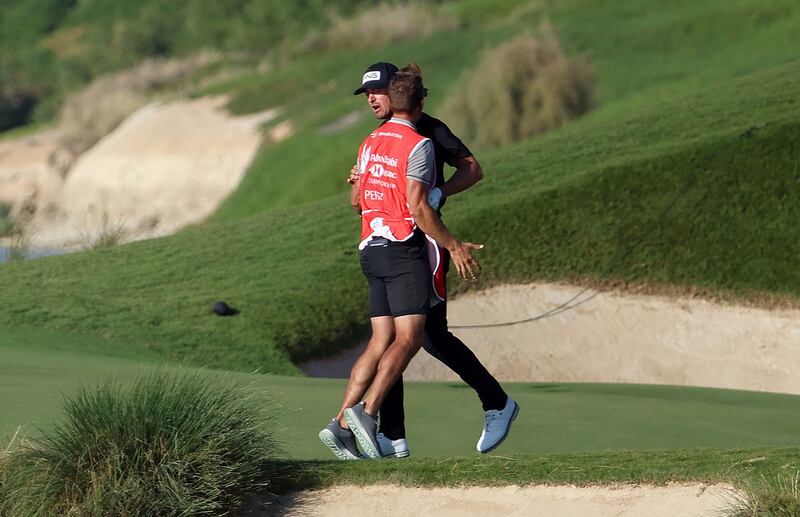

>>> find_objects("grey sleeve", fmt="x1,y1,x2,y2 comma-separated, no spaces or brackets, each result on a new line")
406,138,435,188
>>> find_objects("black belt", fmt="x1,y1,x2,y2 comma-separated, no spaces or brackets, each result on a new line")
367,237,390,247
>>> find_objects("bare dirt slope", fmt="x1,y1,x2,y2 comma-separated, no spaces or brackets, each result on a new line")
33,96,278,246
0,96,277,248
250,484,732,517
0,128,63,218
301,283,800,394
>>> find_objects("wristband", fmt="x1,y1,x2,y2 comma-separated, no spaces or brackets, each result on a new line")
428,187,444,210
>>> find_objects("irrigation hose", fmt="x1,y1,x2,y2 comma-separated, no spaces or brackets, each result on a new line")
450,124,780,329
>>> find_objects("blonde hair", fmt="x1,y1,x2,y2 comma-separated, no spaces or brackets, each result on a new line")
389,63,425,114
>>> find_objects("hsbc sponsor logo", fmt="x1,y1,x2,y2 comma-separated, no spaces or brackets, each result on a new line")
370,153,398,167
368,163,397,179
362,71,381,84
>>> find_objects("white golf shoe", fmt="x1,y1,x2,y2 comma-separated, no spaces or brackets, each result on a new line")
476,397,519,453
377,433,410,458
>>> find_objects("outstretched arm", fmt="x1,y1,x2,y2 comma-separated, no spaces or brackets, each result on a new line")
407,180,483,280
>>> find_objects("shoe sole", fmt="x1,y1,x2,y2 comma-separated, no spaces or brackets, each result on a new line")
382,450,410,459
478,401,520,454
318,428,360,460
344,407,381,459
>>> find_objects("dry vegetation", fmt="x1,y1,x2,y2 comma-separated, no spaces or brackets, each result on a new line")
0,206,32,263
300,2,459,53
0,203,12,238
77,212,128,251
54,53,219,175
726,471,800,516
439,22,594,149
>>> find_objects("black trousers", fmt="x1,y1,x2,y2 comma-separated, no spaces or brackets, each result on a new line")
378,297,508,440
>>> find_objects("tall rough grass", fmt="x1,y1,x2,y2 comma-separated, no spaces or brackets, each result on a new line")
1,224,32,263
0,431,13,509
0,203,12,238
0,372,282,516
439,22,594,149
726,472,800,516
77,212,129,250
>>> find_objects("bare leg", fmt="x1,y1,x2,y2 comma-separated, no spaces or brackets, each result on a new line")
336,316,394,427
363,314,426,415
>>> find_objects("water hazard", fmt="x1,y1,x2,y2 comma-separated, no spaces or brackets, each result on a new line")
0,246,63,264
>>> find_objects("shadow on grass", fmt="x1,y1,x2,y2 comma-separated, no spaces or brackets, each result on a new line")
241,461,334,516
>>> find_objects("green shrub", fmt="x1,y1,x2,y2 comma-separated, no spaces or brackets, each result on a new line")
439,22,594,149
0,372,282,516
726,471,800,516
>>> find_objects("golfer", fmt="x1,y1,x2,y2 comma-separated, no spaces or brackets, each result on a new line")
356,62,518,456
320,65,481,459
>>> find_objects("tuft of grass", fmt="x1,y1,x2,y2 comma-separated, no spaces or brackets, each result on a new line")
0,372,283,516
77,212,129,250
0,431,13,509
726,471,800,517
0,203,12,238
439,22,594,149
2,224,32,263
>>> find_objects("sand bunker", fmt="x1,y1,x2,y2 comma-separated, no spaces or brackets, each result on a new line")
1,96,277,248
251,484,732,517
35,96,277,246
301,283,800,393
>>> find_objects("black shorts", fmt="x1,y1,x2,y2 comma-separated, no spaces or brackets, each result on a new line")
360,231,431,318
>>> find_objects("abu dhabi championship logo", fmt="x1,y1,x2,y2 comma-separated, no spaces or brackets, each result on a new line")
359,145,371,176
362,71,381,84
370,153,398,167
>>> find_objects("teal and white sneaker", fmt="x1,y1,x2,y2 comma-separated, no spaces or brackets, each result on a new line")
377,433,410,458
344,402,381,459
319,419,361,460
476,397,519,453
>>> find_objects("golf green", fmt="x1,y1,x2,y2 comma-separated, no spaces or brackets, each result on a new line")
2,328,799,460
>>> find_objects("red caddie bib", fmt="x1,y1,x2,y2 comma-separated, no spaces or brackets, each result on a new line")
357,120,430,249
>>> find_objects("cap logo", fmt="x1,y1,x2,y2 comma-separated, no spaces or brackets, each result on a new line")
362,71,381,84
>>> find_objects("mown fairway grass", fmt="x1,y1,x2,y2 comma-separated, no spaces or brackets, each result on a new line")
0,59,797,374
3,331,800,462
211,0,800,219
3,335,800,500
3,328,800,507
2,0,799,507
299,447,800,488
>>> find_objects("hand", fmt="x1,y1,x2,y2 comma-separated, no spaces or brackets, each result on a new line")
347,164,360,185
449,241,484,280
